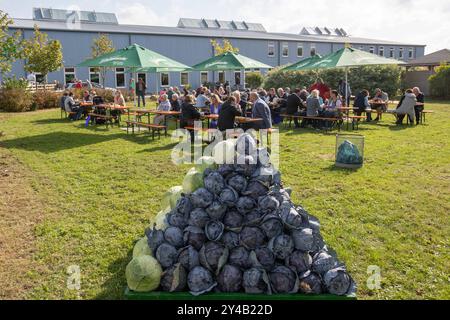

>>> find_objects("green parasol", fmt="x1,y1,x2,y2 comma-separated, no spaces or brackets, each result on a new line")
191,52,272,89
281,54,323,71
78,44,191,97
284,47,405,104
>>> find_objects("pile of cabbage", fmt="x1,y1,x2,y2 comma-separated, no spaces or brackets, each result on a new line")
126,134,356,297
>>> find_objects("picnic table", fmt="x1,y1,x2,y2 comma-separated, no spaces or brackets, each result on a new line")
203,114,263,128
129,109,181,136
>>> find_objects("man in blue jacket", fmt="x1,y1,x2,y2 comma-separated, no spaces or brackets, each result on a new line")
249,92,272,130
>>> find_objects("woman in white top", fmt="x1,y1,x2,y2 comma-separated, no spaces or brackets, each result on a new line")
154,94,172,125
114,90,125,106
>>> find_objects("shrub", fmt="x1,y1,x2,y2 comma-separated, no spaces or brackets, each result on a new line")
245,72,264,89
1,77,29,90
429,64,450,99
32,90,60,110
0,88,33,112
263,65,404,97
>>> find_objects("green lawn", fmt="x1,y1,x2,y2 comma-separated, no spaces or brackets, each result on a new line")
0,102,449,300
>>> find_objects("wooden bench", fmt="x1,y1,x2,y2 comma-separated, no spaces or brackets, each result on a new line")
281,114,342,132
344,115,367,130
125,121,166,139
420,110,434,124
88,113,115,128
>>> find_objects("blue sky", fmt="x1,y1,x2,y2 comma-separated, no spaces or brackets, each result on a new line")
1,0,449,53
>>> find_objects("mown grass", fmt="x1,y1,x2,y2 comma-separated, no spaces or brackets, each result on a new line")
0,102,449,300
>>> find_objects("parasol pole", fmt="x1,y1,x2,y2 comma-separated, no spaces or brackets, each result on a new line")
345,67,349,107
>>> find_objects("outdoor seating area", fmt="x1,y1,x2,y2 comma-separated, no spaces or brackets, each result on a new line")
1,3,449,304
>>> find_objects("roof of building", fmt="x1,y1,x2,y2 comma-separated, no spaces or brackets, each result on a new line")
405,49,450,66
177,18,267,32
300,27,348,37
10,17,425,47
32,7,118,24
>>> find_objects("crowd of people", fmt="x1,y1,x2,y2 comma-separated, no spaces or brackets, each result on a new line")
59,77,426,130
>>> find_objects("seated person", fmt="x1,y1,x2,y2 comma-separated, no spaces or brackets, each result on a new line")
413,87,425,125
92,91,104,106
195,88,210,109
83,90,92,102
393,89,417,125
321,90,342,129
301,89,321,128
286,88,304,128
180,95,201,128
209,94,223,129
154,94,172,125
114,90,126,106
354,90,372,122
323,90,342,117
64,92,83,120
60,92,68,111
249,92,272,130
218,96,242,132
372,88,389,121
170,93,182,112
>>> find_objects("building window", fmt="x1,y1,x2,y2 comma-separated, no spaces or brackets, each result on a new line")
218,71,225,84
297,44,303,57
359,45,364,51
310,44,316,56
379,46,384,57
408,48,414,59
282,42,289,57
389,48,395,58
115,68,125,88
369,46,375,54
200,72,208,85
160,72,169,87
399,48,404,59
180,72,189,86
64,67,76,85
89,68,100,84
234,71,241,86
268,41,275,57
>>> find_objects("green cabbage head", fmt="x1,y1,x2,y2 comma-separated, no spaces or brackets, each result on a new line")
195,156,218,174
132,236,152,258
161,186,184,211
182,168,204,194
126,255,162,292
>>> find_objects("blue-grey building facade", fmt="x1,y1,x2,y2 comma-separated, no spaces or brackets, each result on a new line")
4,8,426,93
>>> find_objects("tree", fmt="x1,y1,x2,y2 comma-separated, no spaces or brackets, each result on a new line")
429,63,450,99
245,72,264,89
23,25,63,84
210,39,239,56
0,10,26,76
91,34,115,87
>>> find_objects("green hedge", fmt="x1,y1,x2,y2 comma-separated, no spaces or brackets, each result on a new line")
263,65,405,97
429,64,450,99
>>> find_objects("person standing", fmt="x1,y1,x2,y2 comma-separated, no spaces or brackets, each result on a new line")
309,78,330,101
338,79,352,106
250,92,272,130
136,78,147,108
286,88,304,128
413,87,425,125
209,94,223,129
